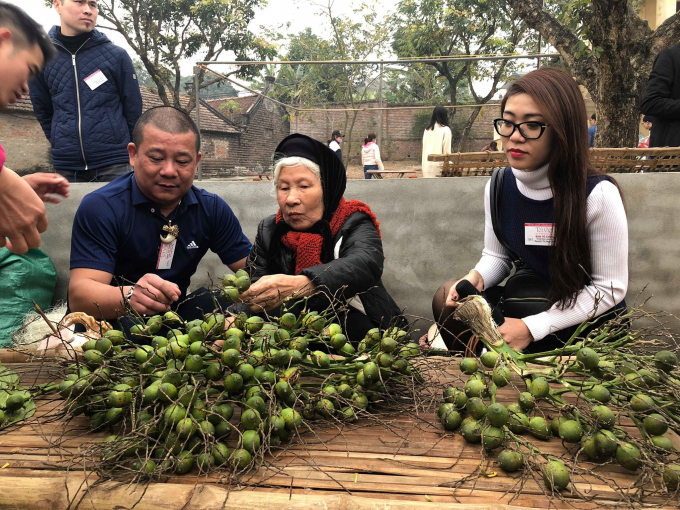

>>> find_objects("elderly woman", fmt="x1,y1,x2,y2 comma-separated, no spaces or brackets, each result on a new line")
239,134,403,342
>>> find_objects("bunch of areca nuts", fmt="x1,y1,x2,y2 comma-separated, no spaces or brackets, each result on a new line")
438,341,680,495
54,272,424,478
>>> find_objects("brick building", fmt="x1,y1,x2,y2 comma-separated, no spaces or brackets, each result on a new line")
293,101,501,165
203,92,290,178
0,87,289,178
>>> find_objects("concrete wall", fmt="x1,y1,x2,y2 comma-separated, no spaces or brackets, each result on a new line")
41,173,680,333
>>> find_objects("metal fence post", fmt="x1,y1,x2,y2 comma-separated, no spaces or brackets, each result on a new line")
377,62,383,146
193,66,202,180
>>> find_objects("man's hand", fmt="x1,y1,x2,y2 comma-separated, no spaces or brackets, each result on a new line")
239,274,314,312
129,273,181,315
499,318,534,350
23,173,70,203
0,167,48,254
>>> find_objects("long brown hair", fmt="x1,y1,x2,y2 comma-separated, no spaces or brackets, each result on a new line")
500,68,618,308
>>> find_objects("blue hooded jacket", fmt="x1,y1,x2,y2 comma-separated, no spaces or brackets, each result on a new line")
29,27,142,172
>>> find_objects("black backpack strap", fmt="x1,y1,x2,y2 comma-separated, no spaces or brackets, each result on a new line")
490,167,519,261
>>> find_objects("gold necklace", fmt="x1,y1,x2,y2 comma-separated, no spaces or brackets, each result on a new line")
160,199,182,244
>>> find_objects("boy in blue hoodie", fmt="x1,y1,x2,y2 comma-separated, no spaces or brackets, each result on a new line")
30,0,143,182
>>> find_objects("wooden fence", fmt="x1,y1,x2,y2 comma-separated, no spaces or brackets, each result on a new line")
428,148,680,177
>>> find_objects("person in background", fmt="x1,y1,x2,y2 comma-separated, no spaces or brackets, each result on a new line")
421,106,452,178
361,133,384,179
30,0,143,183
0,2,69,255
481,140,498,152
641,42,680,148
638,115,654,148
588,113,597,148
327,130,343,161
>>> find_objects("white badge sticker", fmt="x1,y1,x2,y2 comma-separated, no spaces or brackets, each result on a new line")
525,223,555,246
83,69,108,90
157,239,177,270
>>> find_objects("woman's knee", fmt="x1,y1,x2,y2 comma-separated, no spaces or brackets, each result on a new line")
432,279,457,320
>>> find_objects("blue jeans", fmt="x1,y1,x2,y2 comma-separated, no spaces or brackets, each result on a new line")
364,164,378,179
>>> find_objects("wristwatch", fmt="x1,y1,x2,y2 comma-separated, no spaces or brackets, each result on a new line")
125,285,135,301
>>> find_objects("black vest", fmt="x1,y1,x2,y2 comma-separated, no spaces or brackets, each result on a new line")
494,167,626,311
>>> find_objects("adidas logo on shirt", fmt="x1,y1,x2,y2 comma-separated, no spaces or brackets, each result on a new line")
186,241,199,249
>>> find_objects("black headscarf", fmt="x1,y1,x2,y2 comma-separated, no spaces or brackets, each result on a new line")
272,133,347,263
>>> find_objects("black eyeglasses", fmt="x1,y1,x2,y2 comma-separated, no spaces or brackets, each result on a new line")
493,118,549,140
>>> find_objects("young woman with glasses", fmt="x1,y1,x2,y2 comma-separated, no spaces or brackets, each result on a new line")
425,67,628,353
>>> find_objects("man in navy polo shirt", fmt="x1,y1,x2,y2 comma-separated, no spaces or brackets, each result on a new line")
68,106,251,322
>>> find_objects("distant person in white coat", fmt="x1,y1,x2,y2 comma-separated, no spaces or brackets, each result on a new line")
361,133,384,179
421,106,452,178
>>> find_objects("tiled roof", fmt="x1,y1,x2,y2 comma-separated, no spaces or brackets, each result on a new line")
139,88,239,134
8,88,239,134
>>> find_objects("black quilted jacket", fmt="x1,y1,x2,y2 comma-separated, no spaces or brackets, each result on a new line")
247,212,403,329
641,43,680,148
30,27,142,171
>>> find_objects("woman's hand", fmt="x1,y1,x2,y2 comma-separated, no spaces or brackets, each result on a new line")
444,271,484,308
239,274,315,312
498,318,534,350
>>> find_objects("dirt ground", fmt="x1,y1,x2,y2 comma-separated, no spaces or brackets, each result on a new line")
345,160,423,179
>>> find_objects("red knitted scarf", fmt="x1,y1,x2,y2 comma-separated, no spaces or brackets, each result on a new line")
276,197,381,275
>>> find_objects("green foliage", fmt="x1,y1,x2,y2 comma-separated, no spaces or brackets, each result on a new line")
390,0,533,147
258,1,390,163
94,0,276,110
217,100,243,114
544,0,637,61
383,65,472,106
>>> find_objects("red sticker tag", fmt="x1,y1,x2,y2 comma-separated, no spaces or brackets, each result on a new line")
157,239,177,269
525,223,554,246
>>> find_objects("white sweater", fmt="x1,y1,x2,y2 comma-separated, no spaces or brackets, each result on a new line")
473,164,629,342
361,143,384,170
421,123,452,178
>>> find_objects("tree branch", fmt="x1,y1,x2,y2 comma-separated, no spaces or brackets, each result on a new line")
506,0,598,92
651,11,680,55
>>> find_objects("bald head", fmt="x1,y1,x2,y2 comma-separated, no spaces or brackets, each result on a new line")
133,106,200,153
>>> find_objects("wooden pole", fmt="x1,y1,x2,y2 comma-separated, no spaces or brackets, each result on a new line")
193,66,202,180
197,53,561,66
377,63,383,146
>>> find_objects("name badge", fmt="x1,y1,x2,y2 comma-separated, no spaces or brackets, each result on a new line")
525,223,554,246
157,239,177,270
84,69,108,90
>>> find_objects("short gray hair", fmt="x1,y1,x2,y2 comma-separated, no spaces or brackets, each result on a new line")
273,156,321,187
